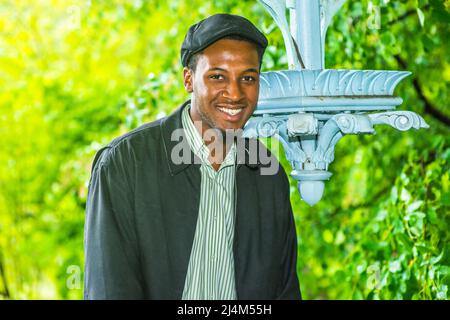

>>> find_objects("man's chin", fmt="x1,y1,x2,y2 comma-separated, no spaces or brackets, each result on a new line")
216,123,244,134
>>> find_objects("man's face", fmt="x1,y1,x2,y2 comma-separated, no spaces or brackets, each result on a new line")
183,38,260,133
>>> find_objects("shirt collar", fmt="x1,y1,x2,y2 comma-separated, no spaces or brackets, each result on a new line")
181,104,209,163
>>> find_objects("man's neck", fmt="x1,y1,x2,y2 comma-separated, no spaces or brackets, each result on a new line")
189,109,234,171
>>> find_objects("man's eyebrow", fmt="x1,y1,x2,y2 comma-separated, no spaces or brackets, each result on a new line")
208,67,227,72
244,68,259,73
207,67,259,73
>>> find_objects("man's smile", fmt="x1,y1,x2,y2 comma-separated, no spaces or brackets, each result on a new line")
216,104,246,121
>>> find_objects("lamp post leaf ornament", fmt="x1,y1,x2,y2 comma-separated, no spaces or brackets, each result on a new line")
244,0,429,206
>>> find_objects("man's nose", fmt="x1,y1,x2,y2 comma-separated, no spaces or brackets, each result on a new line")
222,79,244,101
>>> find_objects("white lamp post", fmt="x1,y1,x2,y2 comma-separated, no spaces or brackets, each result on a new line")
244,0,429,206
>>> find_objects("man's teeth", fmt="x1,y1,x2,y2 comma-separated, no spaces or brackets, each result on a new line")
218,107,243,116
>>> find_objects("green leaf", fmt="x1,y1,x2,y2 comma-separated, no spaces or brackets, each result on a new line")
400,187,411,203
406,200,424,213
389,260,401,273
416,8,425,27
390,186,398,204
352,290,364,300
429,250,444,265
436,285,448,300
442,191,450,206
323,229,334,244
426,208,438,224
436,266,450,276
392,218,405,234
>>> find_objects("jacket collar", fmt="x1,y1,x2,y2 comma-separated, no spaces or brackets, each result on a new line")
160,100,264,176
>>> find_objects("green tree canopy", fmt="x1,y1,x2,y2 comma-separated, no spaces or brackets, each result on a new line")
0,0,448,299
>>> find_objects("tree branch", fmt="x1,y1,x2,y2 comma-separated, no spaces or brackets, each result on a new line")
387,4,430,26
0,251,11,299
394,55,450,127
328,185,391,218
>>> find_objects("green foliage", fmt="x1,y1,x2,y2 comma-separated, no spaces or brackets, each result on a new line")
287,0,450,300
0,0,448,299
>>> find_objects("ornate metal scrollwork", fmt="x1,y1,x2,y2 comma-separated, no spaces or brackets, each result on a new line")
244,0,430,206
287,113,318,136
369,111,430,131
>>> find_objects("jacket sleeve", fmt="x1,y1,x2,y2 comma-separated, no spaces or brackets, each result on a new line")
84,145,144,299
275,172,302,300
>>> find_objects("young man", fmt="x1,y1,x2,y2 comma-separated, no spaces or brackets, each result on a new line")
84,13,301,300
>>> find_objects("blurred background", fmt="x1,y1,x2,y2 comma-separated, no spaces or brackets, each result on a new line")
0,0,448,299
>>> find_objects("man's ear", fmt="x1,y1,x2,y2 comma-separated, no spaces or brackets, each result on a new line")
183,67,193,93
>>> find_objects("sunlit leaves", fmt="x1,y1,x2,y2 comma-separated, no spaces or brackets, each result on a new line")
0,0,448,300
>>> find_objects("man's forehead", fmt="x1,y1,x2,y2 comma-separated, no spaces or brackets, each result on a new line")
197,39,260,66
197,41,259,72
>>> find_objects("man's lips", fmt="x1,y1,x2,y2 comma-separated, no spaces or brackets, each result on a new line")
215,104,246,117
215,103,247,109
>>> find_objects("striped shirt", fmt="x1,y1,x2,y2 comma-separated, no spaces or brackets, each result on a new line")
181,105,237,300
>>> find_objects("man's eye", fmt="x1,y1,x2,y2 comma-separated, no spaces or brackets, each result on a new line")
242,76,256,82
209,74,224,80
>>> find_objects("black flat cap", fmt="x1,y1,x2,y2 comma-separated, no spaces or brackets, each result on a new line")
180,13,268,67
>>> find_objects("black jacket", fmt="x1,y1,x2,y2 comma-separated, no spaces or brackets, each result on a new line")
84,101,301,299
